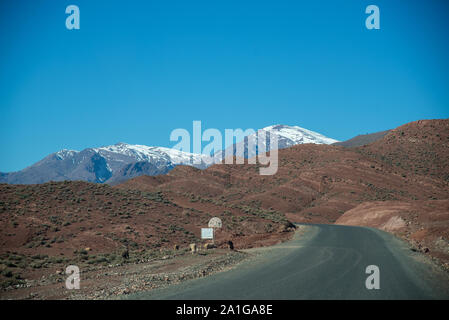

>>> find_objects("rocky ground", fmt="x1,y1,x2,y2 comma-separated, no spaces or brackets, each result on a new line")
0,180,294,295
0,247,250,300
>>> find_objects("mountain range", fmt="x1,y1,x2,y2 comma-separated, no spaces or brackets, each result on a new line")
215,124,338,160
116,118,449,264
1,118,448,295
0,124,339,185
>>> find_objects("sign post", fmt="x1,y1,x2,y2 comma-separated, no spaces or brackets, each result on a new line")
201,228,214,240
201,217,223,247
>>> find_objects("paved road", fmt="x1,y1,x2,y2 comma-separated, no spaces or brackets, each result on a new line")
128,224,449,299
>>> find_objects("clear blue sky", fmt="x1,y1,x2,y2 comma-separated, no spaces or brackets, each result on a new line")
1,0,448,172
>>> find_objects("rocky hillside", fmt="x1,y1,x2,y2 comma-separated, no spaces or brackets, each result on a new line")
356,119,449,181
0,181,293,289
117,119,449,266
333,130,390,148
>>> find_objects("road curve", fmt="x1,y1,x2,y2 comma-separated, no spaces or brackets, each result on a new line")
127,224,449,299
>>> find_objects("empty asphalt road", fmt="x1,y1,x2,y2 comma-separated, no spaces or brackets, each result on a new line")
128,224,449,299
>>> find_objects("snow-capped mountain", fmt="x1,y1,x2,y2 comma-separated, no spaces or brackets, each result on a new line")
54,149,78,160
0,143,212,184
262,124,339,145
215,124,339,160
0,125,338,184
94,143,211,167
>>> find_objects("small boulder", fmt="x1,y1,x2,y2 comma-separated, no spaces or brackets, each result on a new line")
122,288,130,294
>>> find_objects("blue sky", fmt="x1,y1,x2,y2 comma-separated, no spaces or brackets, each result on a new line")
1,0,448,172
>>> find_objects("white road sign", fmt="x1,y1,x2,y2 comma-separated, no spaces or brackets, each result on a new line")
201,228,214,239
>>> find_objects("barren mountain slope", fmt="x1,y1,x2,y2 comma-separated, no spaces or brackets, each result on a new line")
119,142,447,225
356,119,449,181
117,119,449,267
0,181,293,289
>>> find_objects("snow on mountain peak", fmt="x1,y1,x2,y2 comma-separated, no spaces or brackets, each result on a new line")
262,124,339,145
94,143,211,167
213,124,339,161
55,149,79,160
